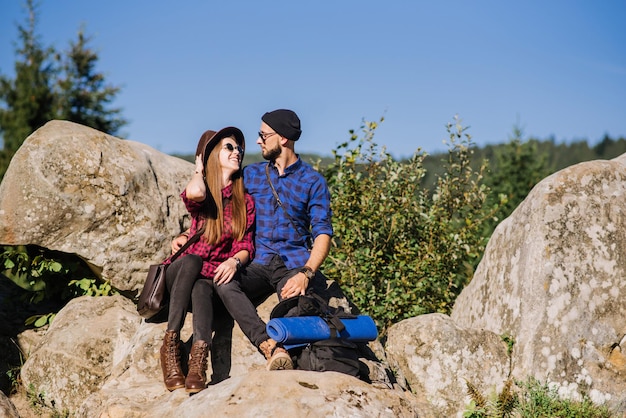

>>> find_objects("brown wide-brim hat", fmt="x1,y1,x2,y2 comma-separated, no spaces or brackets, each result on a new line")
195,126,245,166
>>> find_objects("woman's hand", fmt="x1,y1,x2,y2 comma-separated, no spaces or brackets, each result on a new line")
213,257,239,285
171,234,188,254
186,156,207,201
194,155,204,175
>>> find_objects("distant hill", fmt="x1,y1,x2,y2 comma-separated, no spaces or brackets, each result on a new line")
420,134,626,187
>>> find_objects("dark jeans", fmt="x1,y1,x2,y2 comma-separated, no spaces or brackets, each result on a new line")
165,254,215,344
215,254,327,348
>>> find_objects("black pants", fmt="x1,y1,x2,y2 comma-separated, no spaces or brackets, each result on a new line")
215,254,326,348
165,254,214,344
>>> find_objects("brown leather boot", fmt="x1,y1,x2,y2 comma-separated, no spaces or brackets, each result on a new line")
185,340,209,393
259,338,293,371
160,330,185,391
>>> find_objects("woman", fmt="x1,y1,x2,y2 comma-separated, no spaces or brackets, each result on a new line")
160,127,255,393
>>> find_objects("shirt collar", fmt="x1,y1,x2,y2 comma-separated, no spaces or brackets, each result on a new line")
269,155,302,176
222,182,234,198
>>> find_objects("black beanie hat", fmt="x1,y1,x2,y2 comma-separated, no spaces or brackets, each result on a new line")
261,109,302,141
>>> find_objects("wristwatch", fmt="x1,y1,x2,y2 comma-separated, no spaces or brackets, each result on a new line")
300,266,315,280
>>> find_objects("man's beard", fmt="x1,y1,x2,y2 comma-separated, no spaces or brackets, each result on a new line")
262,142,281,161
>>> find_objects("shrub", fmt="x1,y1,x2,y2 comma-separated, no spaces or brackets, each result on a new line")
320,116,502,334
0,244,115,327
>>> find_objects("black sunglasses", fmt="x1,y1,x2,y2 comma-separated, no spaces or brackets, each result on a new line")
258,131,279,143
223,142,244,156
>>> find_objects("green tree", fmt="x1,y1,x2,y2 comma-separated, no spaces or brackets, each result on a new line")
56,28,127,136
0,0,127,180
483,125,548,234
592,134,626,160
0,0,56,179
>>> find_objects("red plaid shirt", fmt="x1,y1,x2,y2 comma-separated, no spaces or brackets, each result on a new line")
168,184,255,279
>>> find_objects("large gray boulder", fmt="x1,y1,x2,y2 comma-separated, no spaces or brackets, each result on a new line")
451,157,626,407
385,313,510,418
18,295,425,418
19,295,142,411
0,120,192,292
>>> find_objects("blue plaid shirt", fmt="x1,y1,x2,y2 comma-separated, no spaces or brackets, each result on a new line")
243,157,333,269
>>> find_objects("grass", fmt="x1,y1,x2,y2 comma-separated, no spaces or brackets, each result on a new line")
464,377,619,418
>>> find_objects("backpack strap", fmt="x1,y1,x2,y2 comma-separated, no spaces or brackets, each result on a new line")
265,164,313,251
308,292,348,336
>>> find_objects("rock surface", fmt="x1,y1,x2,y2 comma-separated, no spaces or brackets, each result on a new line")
0,120,192,292
17,295,426,418
451,157,626,407
385,313,510,418
0,390,19,418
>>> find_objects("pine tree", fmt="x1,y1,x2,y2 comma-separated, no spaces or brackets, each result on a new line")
0,0,57,179
56,27,127,136
485,125,548,231
0,0,128,181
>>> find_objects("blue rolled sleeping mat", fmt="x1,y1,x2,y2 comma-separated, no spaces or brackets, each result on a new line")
266,315,378,345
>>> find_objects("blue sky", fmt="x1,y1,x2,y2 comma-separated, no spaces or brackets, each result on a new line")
1,0,625,158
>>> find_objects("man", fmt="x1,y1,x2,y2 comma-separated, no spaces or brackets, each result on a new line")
173,109,333,370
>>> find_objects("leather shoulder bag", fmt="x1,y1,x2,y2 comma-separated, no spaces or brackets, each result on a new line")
137,229,203,319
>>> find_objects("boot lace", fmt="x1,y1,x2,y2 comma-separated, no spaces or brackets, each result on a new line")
188,342,208,374
164,335,181,376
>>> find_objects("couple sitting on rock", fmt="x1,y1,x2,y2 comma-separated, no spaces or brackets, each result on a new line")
160,109,334,393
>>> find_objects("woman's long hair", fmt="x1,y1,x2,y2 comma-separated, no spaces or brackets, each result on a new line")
202,136,247,244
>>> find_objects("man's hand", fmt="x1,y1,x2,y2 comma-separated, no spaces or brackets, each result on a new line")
171,234,188,254
280,273,309,299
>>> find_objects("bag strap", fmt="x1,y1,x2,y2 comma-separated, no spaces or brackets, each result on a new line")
306,292,350,336
265,163,313,250
169,228,203,263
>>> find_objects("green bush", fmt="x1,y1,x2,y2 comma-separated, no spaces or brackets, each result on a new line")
320,116,503,334
0,244,115,327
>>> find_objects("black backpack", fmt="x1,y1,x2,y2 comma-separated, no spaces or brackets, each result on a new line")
270,292,364,378
294,338,361,377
